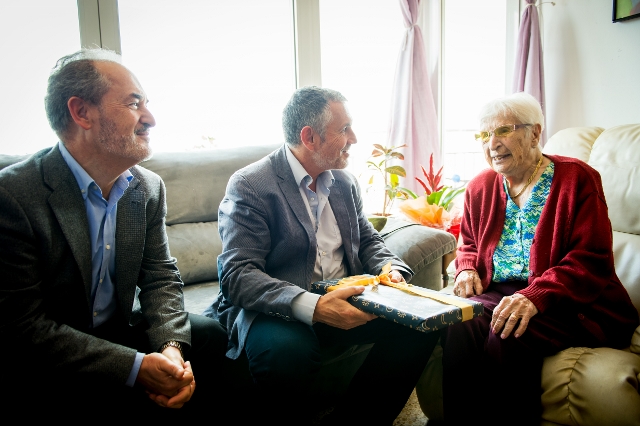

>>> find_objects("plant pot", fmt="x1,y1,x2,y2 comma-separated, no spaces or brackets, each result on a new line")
367,214,389,232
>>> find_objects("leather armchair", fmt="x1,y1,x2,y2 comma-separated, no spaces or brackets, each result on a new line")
416,124,640,426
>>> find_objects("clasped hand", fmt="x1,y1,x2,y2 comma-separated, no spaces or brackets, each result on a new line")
312,269,405,329
136,346,195,408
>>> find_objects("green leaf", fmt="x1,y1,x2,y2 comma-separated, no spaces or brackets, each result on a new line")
385,165,406,177
440,187,465,209
398,187,418,199
427,192,441,205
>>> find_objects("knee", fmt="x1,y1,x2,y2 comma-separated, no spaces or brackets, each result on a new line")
247,321,321,386
188,313,229,357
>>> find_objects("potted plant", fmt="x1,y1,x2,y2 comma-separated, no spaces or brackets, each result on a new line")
365,144,417,230
398,153,465,240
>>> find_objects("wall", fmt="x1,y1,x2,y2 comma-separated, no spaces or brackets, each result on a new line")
541,0,640,137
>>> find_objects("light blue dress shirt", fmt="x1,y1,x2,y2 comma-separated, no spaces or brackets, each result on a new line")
285,147,348,325
59,142,144,386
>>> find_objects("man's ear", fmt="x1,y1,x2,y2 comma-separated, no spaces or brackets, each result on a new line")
67,96,94,131
300,126,320,151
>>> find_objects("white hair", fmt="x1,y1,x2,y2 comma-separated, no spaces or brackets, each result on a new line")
478,92,544,133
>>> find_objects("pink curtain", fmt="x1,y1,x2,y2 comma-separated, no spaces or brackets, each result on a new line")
388,0,439,193
512,0,547,146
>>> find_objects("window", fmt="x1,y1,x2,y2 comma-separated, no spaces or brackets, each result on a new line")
0,1,80,155
319,0,405,180
118,0,295,152
441,0,513,182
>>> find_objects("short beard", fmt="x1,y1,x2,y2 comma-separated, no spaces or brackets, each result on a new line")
98,115,152,163
312,139,348,171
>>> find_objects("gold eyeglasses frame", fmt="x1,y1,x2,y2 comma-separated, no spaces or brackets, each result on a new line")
475,124,532,144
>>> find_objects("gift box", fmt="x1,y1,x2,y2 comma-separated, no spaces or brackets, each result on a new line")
310,278,483,333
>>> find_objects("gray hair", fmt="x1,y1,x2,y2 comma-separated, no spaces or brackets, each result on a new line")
45,48,123,136
478,92,545,134
282,86,347,146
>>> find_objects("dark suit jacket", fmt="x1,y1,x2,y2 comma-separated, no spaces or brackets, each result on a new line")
0,145,189,385
205,145,410,359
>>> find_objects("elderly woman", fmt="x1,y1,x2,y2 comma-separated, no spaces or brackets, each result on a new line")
440,92,639,426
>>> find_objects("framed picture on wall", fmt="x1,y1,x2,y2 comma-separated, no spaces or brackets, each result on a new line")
613,0,640,22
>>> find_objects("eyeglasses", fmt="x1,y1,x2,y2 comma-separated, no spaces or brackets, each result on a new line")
475,124,531,143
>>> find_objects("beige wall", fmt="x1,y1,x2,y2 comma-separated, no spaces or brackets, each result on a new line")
540,0,640,137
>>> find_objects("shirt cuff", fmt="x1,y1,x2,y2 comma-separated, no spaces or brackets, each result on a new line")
126,352,145,387
291,291,321,325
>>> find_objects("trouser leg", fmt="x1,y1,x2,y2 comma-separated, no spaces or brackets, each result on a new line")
315,318,439,425
441,281,589,426
244,313,322,425
181,313,246,418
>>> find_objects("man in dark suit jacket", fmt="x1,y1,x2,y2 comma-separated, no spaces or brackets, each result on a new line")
0,49,229,419
205,87,439,425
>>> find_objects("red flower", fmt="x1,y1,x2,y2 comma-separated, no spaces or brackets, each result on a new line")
416,154,444,195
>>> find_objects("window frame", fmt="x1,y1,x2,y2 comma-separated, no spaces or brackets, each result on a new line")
80,0,520,157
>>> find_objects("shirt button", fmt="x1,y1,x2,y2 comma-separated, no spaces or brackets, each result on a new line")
311,197,315,201
99,279,103,283
578,313,585,320
106,244,111,250
93,311,98,317
81,189,86,193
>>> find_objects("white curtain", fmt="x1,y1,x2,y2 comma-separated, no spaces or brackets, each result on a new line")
387,0,440,192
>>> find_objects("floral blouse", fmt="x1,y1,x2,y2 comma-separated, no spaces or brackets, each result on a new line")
492,162,555,282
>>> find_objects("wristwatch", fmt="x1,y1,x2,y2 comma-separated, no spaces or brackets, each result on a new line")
159,340,184,359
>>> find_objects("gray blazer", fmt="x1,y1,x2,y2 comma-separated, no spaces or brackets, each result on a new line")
0,145,190,385
205,145,410,359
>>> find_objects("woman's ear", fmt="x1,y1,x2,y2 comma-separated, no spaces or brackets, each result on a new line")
532,123,542,145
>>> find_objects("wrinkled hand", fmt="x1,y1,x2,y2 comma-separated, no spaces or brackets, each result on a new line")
136,351,195,409
313,286,376,329
452,269,483,298
491,293,539,339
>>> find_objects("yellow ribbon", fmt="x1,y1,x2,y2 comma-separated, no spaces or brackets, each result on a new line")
328,262,475,321
381,281,474,322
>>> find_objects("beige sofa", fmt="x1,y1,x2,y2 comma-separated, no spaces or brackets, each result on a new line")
417,124,640,425
0,143,456,404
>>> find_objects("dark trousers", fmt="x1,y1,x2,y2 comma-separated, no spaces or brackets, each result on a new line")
244,313,439,425
8,313,235,421
440,281,598,426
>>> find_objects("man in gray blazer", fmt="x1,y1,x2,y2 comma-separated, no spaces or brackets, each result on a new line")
206,86,439,425
0,49,229,420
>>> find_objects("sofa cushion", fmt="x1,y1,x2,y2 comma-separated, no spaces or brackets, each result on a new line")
544,126,604,163
588,124,640,236
613,230,640,313
141,145,279,226
167,222,221,284
0,154,29,171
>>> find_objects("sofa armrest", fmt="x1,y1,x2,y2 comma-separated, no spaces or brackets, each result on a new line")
541,346,640,426
380,218,457,291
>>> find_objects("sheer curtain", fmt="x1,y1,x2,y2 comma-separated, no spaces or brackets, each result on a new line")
512,0,547,145
388,0,440,192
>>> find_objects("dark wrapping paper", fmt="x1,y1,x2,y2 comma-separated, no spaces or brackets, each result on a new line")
311,279,483,333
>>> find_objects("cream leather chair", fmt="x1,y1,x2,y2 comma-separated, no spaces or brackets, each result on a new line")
416,124,640,426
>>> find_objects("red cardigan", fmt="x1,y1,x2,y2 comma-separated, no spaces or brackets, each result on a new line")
456,154,639,346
